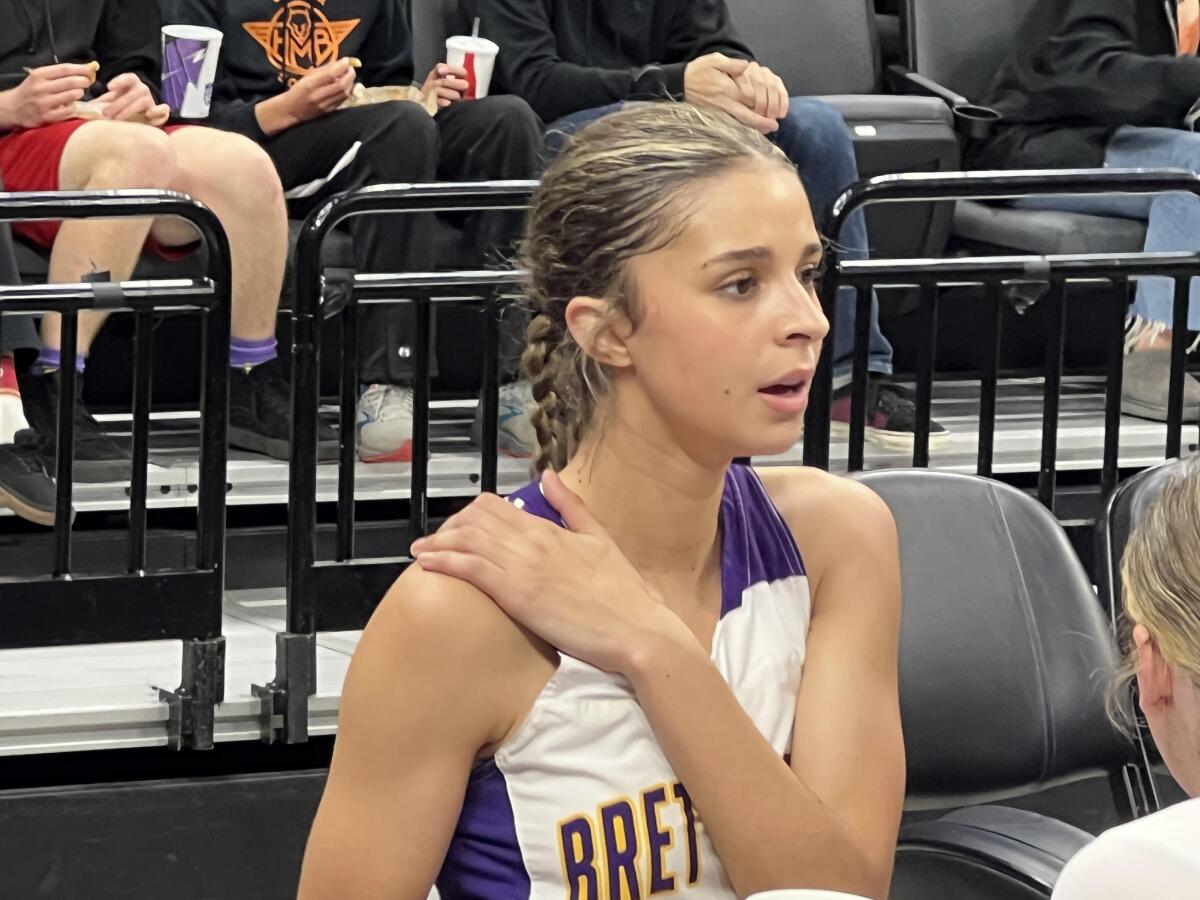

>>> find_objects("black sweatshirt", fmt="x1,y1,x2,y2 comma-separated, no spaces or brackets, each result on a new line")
176,0,415,141
466,0,752,123
0,0,162,106
971,0,1200,169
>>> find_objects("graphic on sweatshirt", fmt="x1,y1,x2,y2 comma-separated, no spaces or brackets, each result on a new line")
243,0,360,83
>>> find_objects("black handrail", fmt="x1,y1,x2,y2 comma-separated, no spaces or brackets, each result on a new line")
0,190,232,750
808,169,1200,511
264,181,536,744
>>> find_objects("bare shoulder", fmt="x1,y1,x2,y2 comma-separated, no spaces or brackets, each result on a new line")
754,465,898,590
351,563,557,753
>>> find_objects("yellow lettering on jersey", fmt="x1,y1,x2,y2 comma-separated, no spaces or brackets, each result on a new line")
558,813,601,900
671,782,701,886
641,785,678,894
599,798,644,900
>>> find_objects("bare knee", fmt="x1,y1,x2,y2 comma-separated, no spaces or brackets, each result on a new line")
180,132,285,216
78,123,177,190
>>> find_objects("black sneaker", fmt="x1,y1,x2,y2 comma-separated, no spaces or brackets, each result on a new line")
830,377,950,451
0,431,66,527
229,357,338,462
18,368,133,482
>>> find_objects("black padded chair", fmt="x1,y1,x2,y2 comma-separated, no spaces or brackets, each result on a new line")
852,470,1144,899
1095,458,1195,815
898,0,1147,255
723,0,958,261
1097,458,1189,624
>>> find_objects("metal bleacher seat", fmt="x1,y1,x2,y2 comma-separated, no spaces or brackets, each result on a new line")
900,0,1148,255
854,470,1147,899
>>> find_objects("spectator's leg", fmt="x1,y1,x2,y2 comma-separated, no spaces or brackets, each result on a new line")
41,121,177,361
270,102,440,386
157,126,336,462
267,102,440,463
436,95,544,457
772,98,893,387
157,128,286,343
435,95,542,264
1099,126,1200,420
543,103,627,159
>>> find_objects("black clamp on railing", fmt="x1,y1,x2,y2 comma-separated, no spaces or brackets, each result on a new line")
0,189,233,751
260,181,537,744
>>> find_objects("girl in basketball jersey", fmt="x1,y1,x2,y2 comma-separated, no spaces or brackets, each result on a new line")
298,103,904,900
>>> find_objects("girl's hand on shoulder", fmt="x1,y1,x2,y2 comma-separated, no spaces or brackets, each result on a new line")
411,469,694,674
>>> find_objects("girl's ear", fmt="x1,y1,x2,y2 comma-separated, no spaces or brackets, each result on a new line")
565,295,633,370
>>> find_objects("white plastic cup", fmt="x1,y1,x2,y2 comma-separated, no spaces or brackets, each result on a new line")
445,35,499,100
161,25,224,118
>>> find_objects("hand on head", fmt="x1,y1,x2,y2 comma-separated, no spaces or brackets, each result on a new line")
683,52,785,134
421,63,471,109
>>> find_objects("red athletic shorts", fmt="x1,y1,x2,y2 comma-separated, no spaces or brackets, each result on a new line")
0,118,193,258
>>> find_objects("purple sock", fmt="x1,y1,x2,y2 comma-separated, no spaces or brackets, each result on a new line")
230,336,278,370
33,347,86,374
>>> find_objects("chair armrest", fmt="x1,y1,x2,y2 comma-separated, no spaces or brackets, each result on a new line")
897,805,1093,894
884,64,1001,140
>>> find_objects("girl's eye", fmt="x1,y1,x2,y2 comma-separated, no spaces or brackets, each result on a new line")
799,263,824,287
720,276,758,298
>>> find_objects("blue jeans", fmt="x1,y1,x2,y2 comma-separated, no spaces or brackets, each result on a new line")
545,99,894,385
1017,125,1200,330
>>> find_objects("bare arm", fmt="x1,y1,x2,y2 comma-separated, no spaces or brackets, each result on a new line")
627,471,903,898
297,568,526,899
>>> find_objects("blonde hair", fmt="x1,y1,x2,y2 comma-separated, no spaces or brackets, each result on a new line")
1112,460,1200,731
518,102,795,472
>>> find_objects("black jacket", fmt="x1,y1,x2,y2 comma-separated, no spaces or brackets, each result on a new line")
0,0,162,110
177,0,415,141
466,0,751,123
971,0,1200,168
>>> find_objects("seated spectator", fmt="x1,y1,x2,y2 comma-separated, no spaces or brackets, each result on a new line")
469,0,948,449
1054,461,1200,898
0,218,55,524
970,0,1200,424
296,104,903,900
177,0,544,461
0,0,332,482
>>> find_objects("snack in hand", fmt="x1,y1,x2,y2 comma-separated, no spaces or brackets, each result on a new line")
85,61,100,85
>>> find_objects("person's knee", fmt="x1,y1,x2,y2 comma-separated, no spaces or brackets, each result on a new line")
481,95,542,140
783,98,852,146
378,101,439,153
86,123,177,190
193,132,284,213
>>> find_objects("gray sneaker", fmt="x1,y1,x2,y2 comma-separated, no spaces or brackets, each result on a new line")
471,382,538,458
1121,350,1200,422
0,431,65,527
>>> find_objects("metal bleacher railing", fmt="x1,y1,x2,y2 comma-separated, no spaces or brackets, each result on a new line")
0,190,231,750
806,168,1200,512
258,181,537,744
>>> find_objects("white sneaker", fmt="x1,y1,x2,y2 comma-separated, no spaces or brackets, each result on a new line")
0,354,29,445
356,384,414,463
471,381,538,459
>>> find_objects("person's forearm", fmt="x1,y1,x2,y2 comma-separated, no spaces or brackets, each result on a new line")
254,94,297,136
626,636,886,898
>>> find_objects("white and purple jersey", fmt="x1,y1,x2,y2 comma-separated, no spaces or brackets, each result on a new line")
436,464,812,899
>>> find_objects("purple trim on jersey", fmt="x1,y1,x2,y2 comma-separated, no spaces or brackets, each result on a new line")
719,464,806,616
437,760,532,899
506,466,804,621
